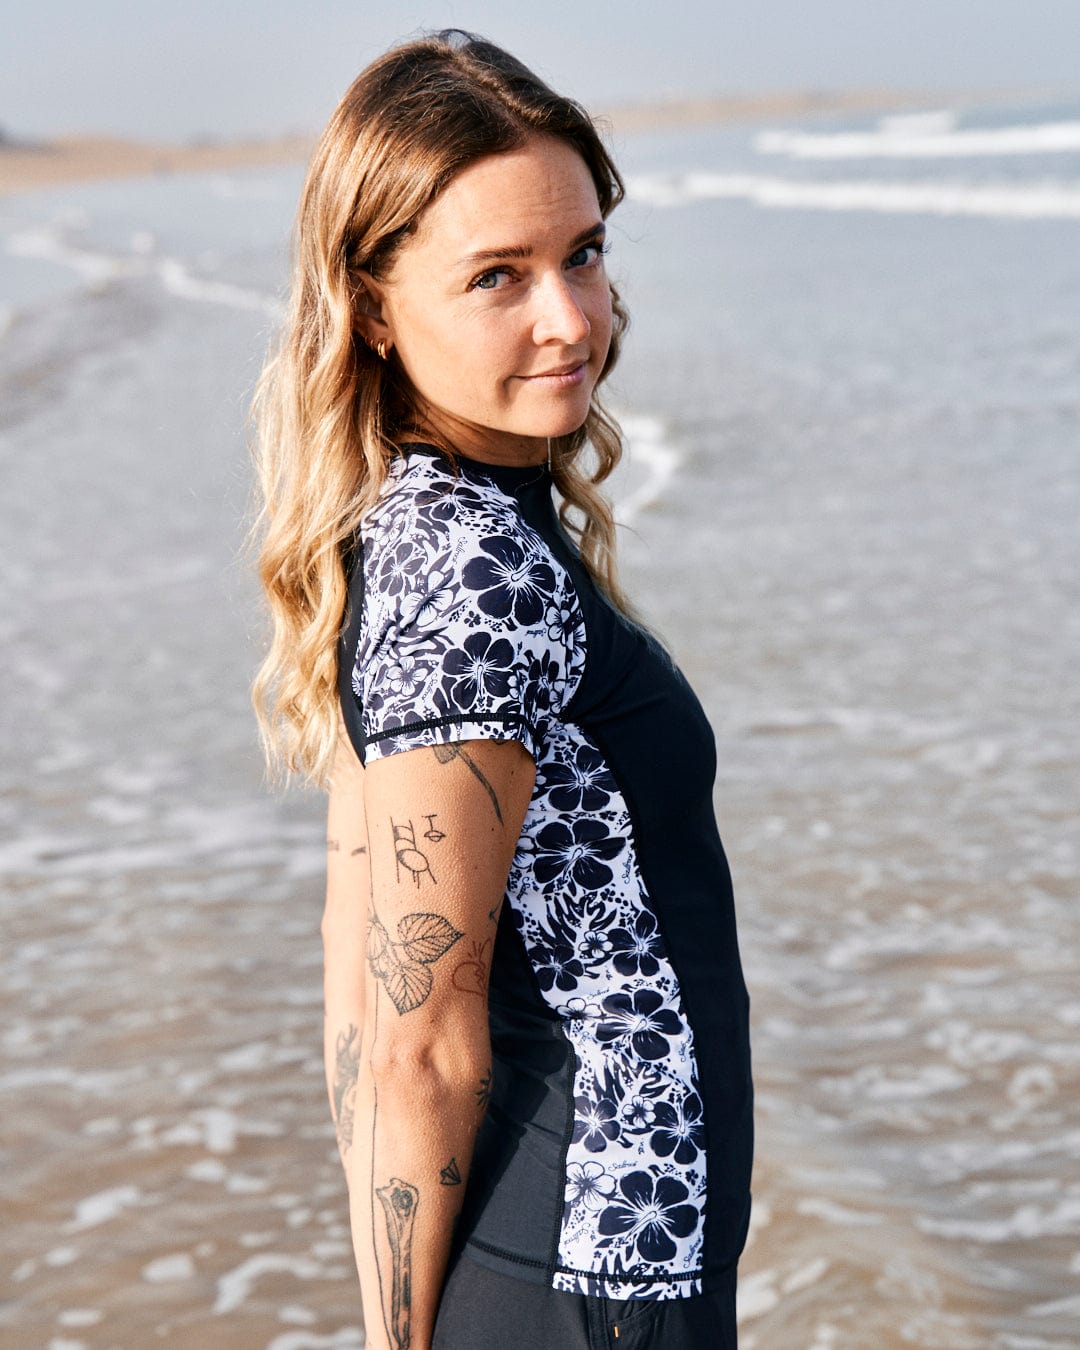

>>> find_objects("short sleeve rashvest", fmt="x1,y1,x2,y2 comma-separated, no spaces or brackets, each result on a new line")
338,446,753,1301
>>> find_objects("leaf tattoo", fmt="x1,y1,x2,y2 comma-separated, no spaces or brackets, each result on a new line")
368,910,463,1015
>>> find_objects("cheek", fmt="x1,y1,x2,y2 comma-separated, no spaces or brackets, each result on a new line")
590,288,615,362
391,302,473,393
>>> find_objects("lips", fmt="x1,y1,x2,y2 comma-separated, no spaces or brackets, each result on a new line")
521,360,586,379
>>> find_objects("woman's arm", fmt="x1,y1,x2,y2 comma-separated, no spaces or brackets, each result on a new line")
323,722,371,1167
330,733,535,1350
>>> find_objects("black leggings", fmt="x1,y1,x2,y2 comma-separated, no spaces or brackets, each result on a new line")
432,1251,738,1350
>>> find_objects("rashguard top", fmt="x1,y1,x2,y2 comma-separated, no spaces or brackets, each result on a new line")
338,444,753,1302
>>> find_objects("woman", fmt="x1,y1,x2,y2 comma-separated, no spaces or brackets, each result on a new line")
253,31,752,1350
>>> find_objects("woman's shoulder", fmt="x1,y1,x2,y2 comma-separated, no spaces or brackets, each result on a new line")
358,449,580,655
365,449,520,552
362,449,563,603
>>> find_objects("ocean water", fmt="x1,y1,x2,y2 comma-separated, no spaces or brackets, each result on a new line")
2,96,1078,1348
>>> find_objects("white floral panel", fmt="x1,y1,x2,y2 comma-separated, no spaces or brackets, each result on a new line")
507,718,707,1297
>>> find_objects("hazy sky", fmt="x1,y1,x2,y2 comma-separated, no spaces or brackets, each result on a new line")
6,0,1080,142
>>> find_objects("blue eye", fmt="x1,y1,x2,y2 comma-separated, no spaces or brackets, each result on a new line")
568,241,608,269
471,267,512,292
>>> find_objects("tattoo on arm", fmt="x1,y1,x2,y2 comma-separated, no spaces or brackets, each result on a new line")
476,1068,492,1115
391,818,438,888
451,938,491,999
367,909,462,1015
332,1024,360,1155
430,743,504,824
329,837,368,856
440,1157,462,1186
375,1178,418,1350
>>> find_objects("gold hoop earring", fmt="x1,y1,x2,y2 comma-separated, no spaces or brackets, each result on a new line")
376,339,388,361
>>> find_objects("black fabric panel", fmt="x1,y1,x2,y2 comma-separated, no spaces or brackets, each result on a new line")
457,900,572,1280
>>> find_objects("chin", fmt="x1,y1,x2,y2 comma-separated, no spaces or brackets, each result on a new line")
535,399,595,440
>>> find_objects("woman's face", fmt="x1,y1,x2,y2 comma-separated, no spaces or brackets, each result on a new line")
362,136,614,466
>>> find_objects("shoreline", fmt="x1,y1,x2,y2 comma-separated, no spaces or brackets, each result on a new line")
0,87,1018,196
0,133,317,196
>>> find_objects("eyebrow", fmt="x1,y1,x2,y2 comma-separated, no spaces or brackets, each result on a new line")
457,221,606,270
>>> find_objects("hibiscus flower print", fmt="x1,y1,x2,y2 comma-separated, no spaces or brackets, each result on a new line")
650,1092,705,1165
441,632,515,706
578,929,613,964
572,1093,620,1153
462,536,556,626
541,742,614,813
377,537,430,597
525,651,563,716
621,1095,656,1131
597,1171,700,1265
565,1160,616,1212
546,598,581,646
609,909,666,978
384,654,428,700
596,989,684,1062
412,479,488,519
530,939,584,993
533,819,623,892
398,565,458,632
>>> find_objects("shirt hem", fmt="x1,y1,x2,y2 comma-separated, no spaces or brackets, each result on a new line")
363,712,540,762
462,1234,717,1301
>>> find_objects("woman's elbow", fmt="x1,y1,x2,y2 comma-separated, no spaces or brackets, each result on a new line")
366,1027,488,1097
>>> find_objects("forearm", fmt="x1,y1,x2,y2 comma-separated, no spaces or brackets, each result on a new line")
322,724,370,1163
354,1047,488,1350
347,737,534,1348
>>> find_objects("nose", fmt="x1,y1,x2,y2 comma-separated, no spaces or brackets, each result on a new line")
532,271,591,346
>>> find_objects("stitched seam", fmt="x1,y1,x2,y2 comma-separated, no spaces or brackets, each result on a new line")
554,1264,703,1282
464,1237,548,1270
465,1237,705,1285
364,711,534,748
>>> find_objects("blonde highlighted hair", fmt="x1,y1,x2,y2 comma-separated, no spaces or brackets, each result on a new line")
251,30,631,783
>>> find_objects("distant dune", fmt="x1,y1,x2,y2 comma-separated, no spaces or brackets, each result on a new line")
0,133,317,194
601,87,945,132
0,90,965,194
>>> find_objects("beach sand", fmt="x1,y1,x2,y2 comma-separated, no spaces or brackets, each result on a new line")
0,133,317,195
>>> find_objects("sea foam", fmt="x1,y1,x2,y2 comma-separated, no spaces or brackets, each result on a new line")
756,116,1080,160
626,171,1080,220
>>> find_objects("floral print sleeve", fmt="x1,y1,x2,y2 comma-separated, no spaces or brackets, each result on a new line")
351,455,584,764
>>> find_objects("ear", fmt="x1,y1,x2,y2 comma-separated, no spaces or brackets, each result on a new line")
352,268,394,355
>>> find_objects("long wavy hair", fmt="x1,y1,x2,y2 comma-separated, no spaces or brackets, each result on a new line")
251,30,630,783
